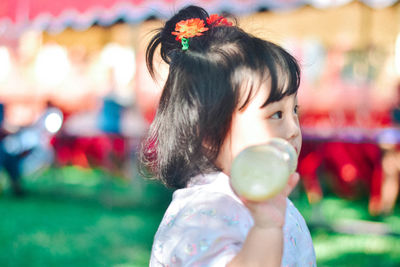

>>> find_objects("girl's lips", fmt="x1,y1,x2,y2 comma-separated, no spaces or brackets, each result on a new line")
291,144,299,155
288,142,298,154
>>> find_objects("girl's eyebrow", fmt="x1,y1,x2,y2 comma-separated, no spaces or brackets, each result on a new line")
261,94,298,110
260,101,281,110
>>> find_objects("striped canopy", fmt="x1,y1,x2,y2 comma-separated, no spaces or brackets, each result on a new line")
0,0,397,33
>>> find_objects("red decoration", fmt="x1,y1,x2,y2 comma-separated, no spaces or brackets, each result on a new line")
172,18,208,41
206,14,232,26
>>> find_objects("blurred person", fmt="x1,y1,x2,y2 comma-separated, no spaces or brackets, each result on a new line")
0,103,24,196
98,69,125,135
96,70,128,175
392,83,400,125
140,6,315,266
379,84,400,214
0,100,64,197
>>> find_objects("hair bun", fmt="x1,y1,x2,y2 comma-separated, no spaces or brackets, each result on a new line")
162,6,209,53
146,6,209,77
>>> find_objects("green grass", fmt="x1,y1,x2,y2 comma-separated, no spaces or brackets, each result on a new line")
0,166,172,267
0,166,399,266
312,231,400,267
291,188,400,267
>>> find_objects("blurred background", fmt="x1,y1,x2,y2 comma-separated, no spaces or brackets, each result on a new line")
0,0,400,266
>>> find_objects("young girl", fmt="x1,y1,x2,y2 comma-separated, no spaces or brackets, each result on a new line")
140,5,316,266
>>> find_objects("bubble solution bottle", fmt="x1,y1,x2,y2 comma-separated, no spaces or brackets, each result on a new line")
230,138,298,201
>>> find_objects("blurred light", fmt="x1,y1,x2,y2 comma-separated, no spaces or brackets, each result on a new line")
34,44,71,87
19,30,42,61
0,46,11,83
341,163,357,182
100,43,136,87
45,112,63,133
395,33,400,75
311,0,352,9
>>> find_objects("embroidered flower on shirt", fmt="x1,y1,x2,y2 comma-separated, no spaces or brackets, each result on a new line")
165,214,177,227
290,236,297,247
200,208,216,217
184,243,197,256
222,214,239,226
199,239,211,252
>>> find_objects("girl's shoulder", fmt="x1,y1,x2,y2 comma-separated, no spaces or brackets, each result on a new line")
179,172,243,203
150,172,252,266
165,172,251,226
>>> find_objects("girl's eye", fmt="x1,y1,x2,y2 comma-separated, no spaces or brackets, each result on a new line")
271,111,283,119
294,105,300,115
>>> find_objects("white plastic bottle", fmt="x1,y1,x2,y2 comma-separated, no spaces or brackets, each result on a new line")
230,138,298,201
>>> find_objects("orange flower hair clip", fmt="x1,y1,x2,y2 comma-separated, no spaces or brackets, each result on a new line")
171,15,232,51
172,18,209,51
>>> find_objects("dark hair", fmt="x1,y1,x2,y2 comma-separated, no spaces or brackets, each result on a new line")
139,5,300,189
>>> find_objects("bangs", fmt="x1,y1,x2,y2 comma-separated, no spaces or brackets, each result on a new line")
261,45,301,108
236,41,301,111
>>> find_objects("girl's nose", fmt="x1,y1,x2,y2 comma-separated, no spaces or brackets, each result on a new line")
285,115,300,141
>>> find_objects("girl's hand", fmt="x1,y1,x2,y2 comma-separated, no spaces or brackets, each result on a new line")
241,172,300,229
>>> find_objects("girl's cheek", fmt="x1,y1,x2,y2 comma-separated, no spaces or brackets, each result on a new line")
263,122,284,139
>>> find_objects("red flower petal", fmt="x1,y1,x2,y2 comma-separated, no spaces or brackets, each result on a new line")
206,14,232,26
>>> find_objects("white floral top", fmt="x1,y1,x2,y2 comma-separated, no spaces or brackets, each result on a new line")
150,172,316,267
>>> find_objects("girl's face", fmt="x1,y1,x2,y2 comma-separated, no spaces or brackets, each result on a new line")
217,83,302,174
